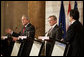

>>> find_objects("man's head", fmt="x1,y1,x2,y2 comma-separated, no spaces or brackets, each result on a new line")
69,9,79,22
21,15,30,26
48,15,57,26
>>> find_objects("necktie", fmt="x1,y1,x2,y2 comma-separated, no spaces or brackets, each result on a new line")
23,27,26,33
47,27,53,36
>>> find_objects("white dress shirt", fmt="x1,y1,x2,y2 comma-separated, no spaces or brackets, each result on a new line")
70,20,76,25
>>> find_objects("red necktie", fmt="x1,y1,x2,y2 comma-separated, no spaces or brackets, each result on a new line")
23,27,25,33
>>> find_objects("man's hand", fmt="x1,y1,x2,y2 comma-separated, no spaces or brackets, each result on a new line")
5,28,12,34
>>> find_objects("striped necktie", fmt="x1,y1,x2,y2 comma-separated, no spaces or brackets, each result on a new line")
47,27,53,36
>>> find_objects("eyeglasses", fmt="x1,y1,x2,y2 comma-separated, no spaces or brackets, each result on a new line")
48,19,54,22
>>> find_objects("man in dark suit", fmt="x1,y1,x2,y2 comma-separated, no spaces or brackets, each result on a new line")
64,9,83,56
6,15,35,56
46,15,62,56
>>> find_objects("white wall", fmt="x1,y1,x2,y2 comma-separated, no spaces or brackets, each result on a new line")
45,1,83,32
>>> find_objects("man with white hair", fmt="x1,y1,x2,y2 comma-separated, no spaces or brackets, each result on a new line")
5,15,35,56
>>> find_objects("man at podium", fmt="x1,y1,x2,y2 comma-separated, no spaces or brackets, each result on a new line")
6,15,35,56
46,15,62,56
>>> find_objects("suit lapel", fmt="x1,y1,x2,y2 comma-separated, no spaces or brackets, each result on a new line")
47,25,58,36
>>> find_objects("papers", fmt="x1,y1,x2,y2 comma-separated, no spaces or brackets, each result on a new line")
18,36,27,40
1,36,27,40
38,36,49,40
1,36,8,40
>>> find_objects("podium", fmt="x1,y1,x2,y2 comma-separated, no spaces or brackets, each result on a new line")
29,39,44,56
51,40,68,56
11,36,27,56
11,41,21,56
38,36,49,56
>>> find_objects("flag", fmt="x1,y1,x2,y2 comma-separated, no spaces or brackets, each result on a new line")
74,1,78,10
59,1,66,39
66,1,71,31
67,1,71,15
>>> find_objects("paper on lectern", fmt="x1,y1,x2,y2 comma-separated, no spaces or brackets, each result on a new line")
38,36,49,40
18,36,27,40
1,36,8,40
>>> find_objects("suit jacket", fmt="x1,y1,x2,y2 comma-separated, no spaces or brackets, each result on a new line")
46,24,62,56
47,25,62,41
12,23,35,56
65,20,83,56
